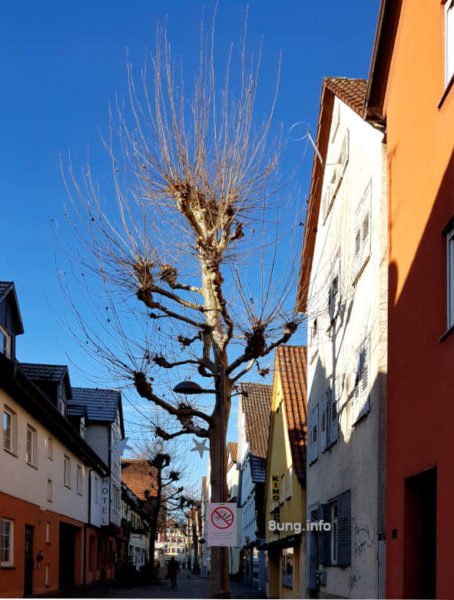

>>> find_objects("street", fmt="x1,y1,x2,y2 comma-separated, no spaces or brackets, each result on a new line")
48,572,266,599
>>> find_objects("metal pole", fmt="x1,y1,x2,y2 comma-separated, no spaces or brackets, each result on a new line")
219,363,226,598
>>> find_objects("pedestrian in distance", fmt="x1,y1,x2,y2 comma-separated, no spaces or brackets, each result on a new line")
167,556,180,588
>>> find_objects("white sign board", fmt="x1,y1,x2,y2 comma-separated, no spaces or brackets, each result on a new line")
206,503,237,547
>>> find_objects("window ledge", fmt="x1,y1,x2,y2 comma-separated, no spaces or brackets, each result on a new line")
438,75,454,110
26,462,38,470
3,448,18,458
440,324,454,342
0,565,16,570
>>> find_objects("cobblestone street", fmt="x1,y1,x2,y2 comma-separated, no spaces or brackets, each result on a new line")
49,571,266,599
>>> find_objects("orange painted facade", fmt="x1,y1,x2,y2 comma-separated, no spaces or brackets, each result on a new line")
367,1,454,598
0,491,116,597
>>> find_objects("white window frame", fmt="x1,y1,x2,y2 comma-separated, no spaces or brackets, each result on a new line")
1,518,14,567
445,0,454,85
47,436,53,461
76,465,83,495
26,424,38,467
279,474,286,505
353,181,372,281
58,398,65,417
352,339,370,421
0,326,12,359
64,455,71,488
3,407,17,454
447,226,454,329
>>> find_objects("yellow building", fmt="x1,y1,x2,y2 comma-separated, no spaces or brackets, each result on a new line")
264,346,307,599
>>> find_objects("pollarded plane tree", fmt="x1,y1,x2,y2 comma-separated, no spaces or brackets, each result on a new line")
64,11,302,596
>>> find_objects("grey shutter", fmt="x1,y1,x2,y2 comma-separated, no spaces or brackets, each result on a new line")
337,491,351,566
318,504,331,567
309,406,319,463
320,396,327,452
307,511,319,590
329,387,338,444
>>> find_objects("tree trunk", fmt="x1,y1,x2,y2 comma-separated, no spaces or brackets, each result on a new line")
208,370,232,598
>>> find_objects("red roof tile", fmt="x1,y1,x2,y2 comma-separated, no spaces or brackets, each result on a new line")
227,441,238,463
324,77,368,118
275,346,307,485
121,459,158,500
240,382,273,459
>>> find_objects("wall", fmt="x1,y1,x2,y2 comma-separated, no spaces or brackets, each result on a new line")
381,0,454,597
0,388,89,523
306,95,387,598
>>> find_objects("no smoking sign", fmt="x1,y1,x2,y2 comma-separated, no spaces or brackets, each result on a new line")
206,503,238,547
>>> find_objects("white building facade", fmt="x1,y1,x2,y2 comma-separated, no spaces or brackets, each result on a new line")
301,78,387,599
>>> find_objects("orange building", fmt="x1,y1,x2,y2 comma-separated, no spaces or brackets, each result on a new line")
366,1,454,598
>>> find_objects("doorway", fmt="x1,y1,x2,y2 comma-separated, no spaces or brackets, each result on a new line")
24,525,34,596
59,522,76,588
403,466,437,598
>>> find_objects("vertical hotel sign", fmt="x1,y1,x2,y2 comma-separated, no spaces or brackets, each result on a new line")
100,478,110,525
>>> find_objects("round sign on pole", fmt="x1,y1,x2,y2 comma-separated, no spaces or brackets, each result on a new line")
210,506,234,530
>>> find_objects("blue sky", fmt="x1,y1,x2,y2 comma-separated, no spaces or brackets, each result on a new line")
0,0,380,471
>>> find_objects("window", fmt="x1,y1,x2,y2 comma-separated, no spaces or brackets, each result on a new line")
354,181,372,280
286,467,293,499
47,437,53,461
3,407,17,454
309,405,319,463
330,501,338,565
353,341,370,421
318,491,351,568
64,455,71,488
58,398,65,417
113,485,121,511
281,548,294,588
446,225,454,328
320,398,328,452
45,564,50,586
76,465,83,495
0,326,12,359
280,474,286,504
26,425,37,467
47,479,53,502
445,0,454,85
45,522,51,544
94,475,100,504
328,276,339,321
1,519,14,567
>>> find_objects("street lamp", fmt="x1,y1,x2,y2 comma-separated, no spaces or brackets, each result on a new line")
173,373,228,598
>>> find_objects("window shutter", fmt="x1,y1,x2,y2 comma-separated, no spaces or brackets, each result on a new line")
329,387,338,444
308,511,319,590
320,397,327,452
318,504,331,567
337,491,351,566
309,406,319,464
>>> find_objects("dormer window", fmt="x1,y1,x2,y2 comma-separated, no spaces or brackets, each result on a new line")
0,327,12,359
58,397,66,417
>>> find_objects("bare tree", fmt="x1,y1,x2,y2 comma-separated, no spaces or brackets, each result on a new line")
63,9,302,596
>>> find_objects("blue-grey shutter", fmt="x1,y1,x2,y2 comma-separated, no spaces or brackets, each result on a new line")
329,387,338,444
318,504,331,567
320,397,327,452
307,512,319,590
337,491,351,566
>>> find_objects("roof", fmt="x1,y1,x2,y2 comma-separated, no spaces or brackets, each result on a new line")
70,387,122,424
227,441,238,463
0,281,24,335
297,78,369,312
121,459,158,500
0,352,108,475
66,403,88,418
366,0,403,118
20,363,72,398
275,346,307,485
0,282,13,301
324,78,367,118
240,382,273,459
20,363,68,382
